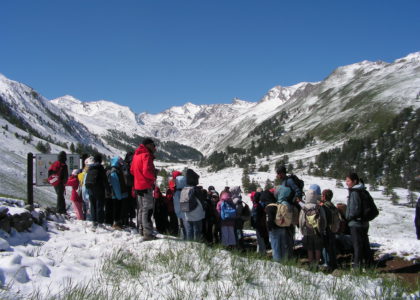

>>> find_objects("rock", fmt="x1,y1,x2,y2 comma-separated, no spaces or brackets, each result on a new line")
24,204,34,212
0,206,9,219
0,217,11,233
10,212,33,232
0,237,9,251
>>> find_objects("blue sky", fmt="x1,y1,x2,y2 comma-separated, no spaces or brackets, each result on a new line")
1,0,419,114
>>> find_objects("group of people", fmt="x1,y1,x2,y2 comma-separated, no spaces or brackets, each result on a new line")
47,138,420,270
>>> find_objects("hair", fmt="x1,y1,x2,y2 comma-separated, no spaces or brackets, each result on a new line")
322,189,333,202
346,172,359,184
276,166,287,175
142,138,155,146
93,153,102,163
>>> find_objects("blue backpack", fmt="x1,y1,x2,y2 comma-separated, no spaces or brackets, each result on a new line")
221,201,237,220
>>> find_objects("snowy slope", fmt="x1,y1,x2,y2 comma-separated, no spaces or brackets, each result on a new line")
50,52,420,155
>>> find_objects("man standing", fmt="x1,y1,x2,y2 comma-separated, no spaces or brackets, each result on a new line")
48,151,69,214
276,166,304,206
131,138,157,240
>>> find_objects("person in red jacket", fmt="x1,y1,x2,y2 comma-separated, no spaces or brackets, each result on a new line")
130,138,157,240
66,169,84,220
48,151,69,214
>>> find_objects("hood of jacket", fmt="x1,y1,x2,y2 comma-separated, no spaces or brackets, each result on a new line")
172,170,182,179
110,156,122,168
135,144,154,156
175,175,187,190
305,189,320,204
351,183,365,190
230,186,242,199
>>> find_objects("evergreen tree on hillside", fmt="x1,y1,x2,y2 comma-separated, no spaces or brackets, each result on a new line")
242,167,251,193
390,191,399,205
407,190,417,208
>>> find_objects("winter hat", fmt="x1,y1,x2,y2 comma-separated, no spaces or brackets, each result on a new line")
84,156,94,166
71,169,81,176
142,138,155,146
172,170,182,179
208,185,216,191
220,191,232,202
276,166,287,175
309,184,321,195
305,189,320,204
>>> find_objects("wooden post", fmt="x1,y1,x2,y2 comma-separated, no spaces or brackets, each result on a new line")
27,152,34,206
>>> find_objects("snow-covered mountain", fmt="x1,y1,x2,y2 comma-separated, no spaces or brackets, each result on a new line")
51,52,420,155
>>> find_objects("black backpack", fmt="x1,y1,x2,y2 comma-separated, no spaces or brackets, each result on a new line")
122,164,134,187
353,189,379,222
85,167,100,189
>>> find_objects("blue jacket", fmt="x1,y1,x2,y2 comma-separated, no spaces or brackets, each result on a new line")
346,183,369,228
109,157,128,200
173,175,187,219
284,177,303,202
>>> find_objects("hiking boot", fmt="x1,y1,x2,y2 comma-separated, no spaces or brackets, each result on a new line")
143,235,157,241
112,224,122,230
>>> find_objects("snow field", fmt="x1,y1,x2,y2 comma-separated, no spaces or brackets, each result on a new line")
0,218,417,300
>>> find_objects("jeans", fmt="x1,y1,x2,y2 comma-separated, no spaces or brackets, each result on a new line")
322,230,337,269
350,226,373,268
137,189,155,236
269,227,293,261
256,230,267,254
89,187,105,224
183,219,203,241
54,184,66,214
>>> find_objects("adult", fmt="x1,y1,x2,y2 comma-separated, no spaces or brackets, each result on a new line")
266,188,294,261
79,156,94,220
131,138,157,240
345,172,374,268
123,152,136,227
48,151,69,214
182,169,205,241
85,154,109,228
276,166,304,206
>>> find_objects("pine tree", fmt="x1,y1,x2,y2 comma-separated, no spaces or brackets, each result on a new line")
70,143,75,153
369,180,379,192
242,167,251,193
390,191,399,205
407,190,417,208
335,179,344,188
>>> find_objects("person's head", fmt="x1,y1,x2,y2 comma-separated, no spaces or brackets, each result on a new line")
211,193,219,202
93,153,102,164
84,156,94,167
276,166,287,180
321,189,333,202
142,138,157,153
345,172,359,188
58,151,67,163
309,184,321,196
208,185,215,192
256,187,263,193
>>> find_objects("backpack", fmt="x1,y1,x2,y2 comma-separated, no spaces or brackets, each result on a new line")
324,202,344,233
221,201,237,220
180,186,199,212
285,175,304,202
303,205,321,235
241,203,251,221
122,164,134,187
85,167,100,189
354,189,379,222
267,203,293,227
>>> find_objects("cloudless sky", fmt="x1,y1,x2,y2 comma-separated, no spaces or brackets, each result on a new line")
1,0,419,113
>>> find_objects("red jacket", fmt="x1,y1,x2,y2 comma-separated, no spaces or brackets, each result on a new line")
66,175,82,203
130,144,156,190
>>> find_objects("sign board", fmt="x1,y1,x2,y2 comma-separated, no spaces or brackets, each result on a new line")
35,154,81,186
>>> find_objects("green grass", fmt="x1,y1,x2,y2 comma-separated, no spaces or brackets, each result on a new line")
16,239,420,300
